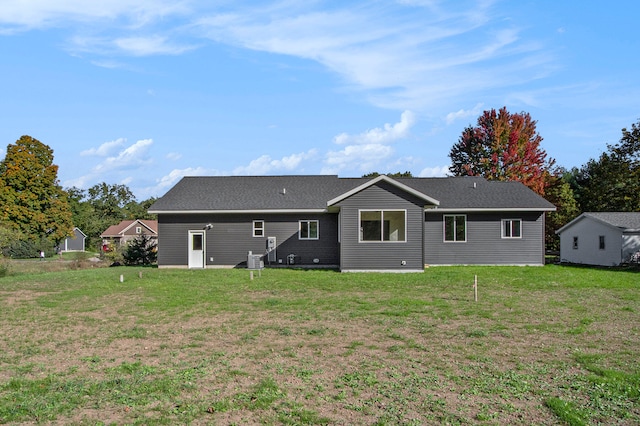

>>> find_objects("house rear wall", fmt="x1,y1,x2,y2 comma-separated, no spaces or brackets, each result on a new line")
337,181,425,271
424,211,546,265
157,213,339,267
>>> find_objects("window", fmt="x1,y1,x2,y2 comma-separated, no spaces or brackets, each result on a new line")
444,215,466,242
599,235,605,250
359,210,406,242
192,233,203,251
573,236,578,249
253,220,264,237
136,226,142,234
502,219,522,238
299,220,319,240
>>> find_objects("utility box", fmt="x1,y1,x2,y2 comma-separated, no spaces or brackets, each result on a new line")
247,251,264,270
266,236,276,263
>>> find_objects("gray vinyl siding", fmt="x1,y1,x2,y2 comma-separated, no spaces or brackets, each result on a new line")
157,213,339,267
336,181,425,271
424,211,545,265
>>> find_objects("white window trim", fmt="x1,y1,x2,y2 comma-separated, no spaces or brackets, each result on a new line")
299,220,319,240
253,220,264,237
136,226,142,234
501,219,522,239
443,214,467,243
358,209,407,243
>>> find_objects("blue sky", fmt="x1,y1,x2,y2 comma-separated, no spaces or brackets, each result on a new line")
1,1,638,200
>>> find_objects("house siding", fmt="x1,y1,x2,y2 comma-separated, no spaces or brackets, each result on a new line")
424,211,545,265
157,213,339,268
558,218,623,266
336,181,425,271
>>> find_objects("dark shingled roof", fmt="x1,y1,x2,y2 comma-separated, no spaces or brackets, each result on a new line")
583,212,640,231
148,175,555,212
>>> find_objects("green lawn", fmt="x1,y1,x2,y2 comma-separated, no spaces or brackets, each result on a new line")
0,265,638,425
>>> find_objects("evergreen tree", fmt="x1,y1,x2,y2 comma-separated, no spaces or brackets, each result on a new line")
122,234,157,266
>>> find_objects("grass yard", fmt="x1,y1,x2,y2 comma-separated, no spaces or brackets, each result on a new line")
0,264,638,425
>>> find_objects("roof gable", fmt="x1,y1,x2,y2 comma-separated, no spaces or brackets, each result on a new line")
557,212,640,234
327,175,439,207
101,219,158,237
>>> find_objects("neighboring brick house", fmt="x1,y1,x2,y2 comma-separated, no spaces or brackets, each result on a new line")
148,175,555,271
100,219,158,250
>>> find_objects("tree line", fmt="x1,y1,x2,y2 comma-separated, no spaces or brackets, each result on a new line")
371,108,639,251
1,111,638,257
0,135,156,258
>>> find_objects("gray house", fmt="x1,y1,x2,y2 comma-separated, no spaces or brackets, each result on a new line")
148,175,555,271
556,212,640,266
56,227,87,253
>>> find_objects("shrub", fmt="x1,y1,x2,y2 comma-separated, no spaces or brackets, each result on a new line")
122,234,157,266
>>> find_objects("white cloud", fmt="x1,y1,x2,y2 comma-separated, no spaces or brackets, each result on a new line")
80,138,126,156
195,1,551,112
445,103,484,125
92,138,153,173
166,152,182,161
323,111,416,174
232,150,318,175
113,35,197,56
154,166,217,190
0,0,189,30
323,144,394,175
334,110,416,145
418,165,450,177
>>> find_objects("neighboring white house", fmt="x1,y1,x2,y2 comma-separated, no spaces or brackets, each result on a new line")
556,212,640,266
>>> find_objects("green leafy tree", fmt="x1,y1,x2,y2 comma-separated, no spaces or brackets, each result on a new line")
125,197,158,221
122,234,157,266
571,120,640,212
543,170,579,251
362,171,414,178
0,135,73,247
449,107,554,195
87,183,135,224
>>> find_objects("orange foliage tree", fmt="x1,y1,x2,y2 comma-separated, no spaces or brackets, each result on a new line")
449,107,554,195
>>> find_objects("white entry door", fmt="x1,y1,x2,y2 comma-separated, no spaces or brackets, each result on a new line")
188,231,205,268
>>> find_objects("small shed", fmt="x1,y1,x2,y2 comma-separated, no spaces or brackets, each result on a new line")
556,212,640,266
57,227,87,252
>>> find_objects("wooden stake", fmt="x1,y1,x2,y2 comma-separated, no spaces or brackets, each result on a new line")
250,271,254,280
474,275,478,302
139,271,143,279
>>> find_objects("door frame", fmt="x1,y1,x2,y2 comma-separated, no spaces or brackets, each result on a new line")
188,230,205,268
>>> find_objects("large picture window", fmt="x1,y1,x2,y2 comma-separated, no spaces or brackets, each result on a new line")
299,220,319,240
502,219,522,239
360,210,406,242
444,215,466,242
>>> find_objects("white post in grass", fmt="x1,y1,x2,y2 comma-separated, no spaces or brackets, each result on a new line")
120,274,124,283
474,275,478,302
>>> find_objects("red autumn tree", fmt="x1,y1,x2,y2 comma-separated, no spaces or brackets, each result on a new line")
449,107,554,195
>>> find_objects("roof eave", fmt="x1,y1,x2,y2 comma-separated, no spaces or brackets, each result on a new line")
428,207,556,213
148,209,329,215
